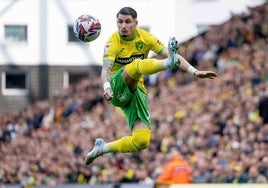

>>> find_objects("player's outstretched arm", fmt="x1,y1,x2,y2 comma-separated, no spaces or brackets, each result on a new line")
178,54,218,79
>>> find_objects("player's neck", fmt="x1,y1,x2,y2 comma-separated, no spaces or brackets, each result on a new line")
119,29,137,41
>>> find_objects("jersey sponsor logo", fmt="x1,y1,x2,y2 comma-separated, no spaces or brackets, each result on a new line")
115,54,145,65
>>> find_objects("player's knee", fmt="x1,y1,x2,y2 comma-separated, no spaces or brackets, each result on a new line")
132,128,151,150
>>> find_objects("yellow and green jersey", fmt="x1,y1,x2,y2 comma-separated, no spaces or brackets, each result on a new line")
103,27,165,92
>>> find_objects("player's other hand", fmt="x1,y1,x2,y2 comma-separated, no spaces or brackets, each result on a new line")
194,70,218,79
104,88,113,101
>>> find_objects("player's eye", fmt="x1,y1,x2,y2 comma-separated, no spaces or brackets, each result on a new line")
117,20,123,24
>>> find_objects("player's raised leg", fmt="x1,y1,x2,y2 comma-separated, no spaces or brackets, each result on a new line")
85,128,151,165
124,37,181,80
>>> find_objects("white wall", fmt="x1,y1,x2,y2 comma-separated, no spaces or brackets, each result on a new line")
0,0,266,66
0,0,40,65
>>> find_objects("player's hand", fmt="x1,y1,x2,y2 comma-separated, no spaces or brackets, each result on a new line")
103,88,113,101
194,70,218,79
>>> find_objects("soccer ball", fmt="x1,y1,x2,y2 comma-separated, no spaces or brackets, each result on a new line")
73,14,101,42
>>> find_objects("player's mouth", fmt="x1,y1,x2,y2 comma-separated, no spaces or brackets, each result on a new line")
120,30,128,37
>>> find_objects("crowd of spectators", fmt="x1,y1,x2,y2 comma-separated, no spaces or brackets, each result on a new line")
1,2,268,187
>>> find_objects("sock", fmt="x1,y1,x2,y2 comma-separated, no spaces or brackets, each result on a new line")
125,59,166,80
107,128,151,153
107,136,140,153
137,59,166,74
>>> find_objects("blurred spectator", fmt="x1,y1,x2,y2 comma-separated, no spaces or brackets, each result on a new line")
156,148,191,185
192,161,211,183
247,166,267,183
258,95,268,124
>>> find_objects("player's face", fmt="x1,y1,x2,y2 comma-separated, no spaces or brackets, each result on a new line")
117,14,138,39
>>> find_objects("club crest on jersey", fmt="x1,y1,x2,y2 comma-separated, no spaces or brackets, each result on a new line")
135,42,143,51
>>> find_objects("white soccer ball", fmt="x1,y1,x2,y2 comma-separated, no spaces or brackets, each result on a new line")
73,14,101,42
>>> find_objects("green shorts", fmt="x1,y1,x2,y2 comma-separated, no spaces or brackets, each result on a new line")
110,70,151,130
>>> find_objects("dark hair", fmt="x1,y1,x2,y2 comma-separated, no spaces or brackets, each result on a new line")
116,7,137,19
